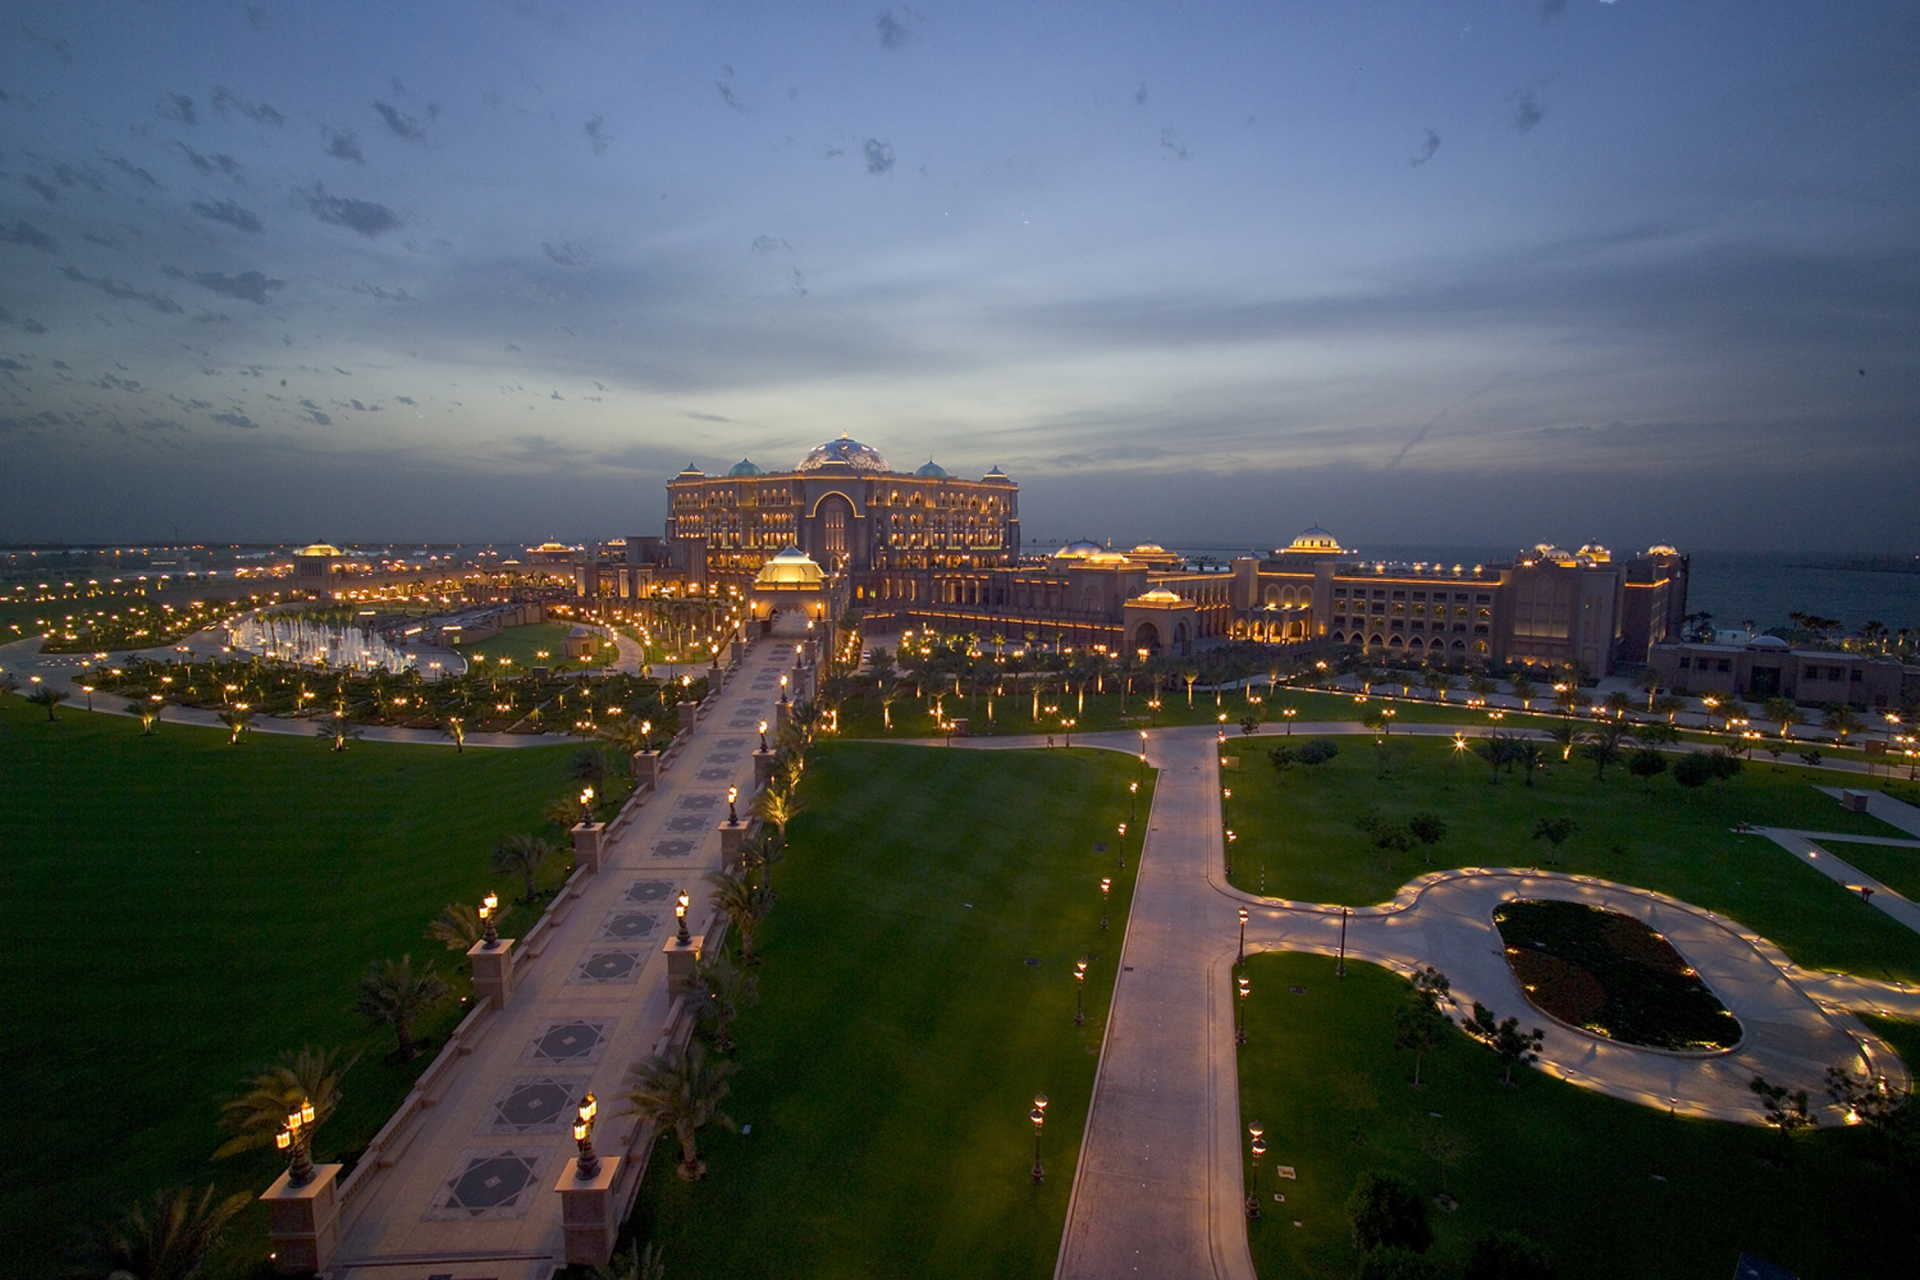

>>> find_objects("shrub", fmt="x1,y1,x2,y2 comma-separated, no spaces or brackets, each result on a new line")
1346,1170,1433,1253
1358,1247,1440,1280
1296,738,1340,766
1464,1229,1556,1280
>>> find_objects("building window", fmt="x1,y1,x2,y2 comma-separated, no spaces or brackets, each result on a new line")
1716,659,1731,673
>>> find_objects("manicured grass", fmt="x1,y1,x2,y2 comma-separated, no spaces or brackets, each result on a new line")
1493,900,1741,1050
0,697,577,1278
1238,952,1920,1280
1818,839,1920,902
1225,736,1920,983
624,742,1153,1279
457,620,613,669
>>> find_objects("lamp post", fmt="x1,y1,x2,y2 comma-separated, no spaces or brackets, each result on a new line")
274,1097,318,1186
675,890,691,945
759,719,769,752
573,1092,601,1179
580,786,594,824
1138,729,1148,777
1100,877,1112,930
779,674,789,705
1283,707,1296,735
727,785,739,824
1336,906,1350,978
1246,1123,1266,1218
1029,1094,1049,1183
1222,785,1232,829
1236,974,1250,1045
480,891,500,947
1237,907,1248,966
1128,780,1138,822
1074,960,1087,1026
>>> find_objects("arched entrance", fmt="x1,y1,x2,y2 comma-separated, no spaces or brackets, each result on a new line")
1132,621,1162,656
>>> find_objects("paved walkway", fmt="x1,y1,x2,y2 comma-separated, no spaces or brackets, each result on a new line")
324,638,790,1279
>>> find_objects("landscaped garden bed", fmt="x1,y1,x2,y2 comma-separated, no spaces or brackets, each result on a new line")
1493,900,1742,1051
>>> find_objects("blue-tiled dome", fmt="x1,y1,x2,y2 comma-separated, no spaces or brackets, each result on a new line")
914,459,948,478
797,433,890,473
727,458,763,476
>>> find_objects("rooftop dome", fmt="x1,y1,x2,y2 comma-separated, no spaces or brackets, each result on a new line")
1133,588,1184,604
678,463,706,477
753,545,826,589
1647,544,1680,556
296,542,342,557
532,541,573,553
1750,635,1789,649
727,458,763,476
1131,542,1167,555
982,465,1013,483
1576,543,1613,563
1051,540,1104,559
914,459,948,478
1280,526,1347,555
797,433,890,473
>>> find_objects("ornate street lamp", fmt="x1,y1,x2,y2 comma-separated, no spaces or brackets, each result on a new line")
1246,1122,1266,1218
1074,960,1088,1026
779,674,789,705
1236,974,1250,1045
1237,907,1248,965
579,786,594,823
727,785,739,824
480,891,500,947
759,719,769,752
572,1092,601,1178
274,1097,318,1186
1128,780,1138,823
675,890,691,945
1029,1093,1049,1184
1282,707,1296,735
1100,877,1112,931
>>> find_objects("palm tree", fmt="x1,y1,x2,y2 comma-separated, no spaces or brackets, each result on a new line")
749,784,805,845
621,1040,738,1180
1544,722,1579,761
589,1241,667,1280
494,833,557,901
1581,724,1631,781
217,706,252,743
315,715,361,751
353,955,449,1061
1651,693,1687,724
1602,690,1632,719
443,717,466,753
99,1184,251,1280
693,951,759,1052
128,701,163,735
1513,740,1547,787
1507,674,1537,712
213,1044,358,1160
1763,697,1805,739
1183,667,1200,707
1823,706,1864,742
742,829,786,890
703,869,774,964
1632,666,1663,709
26,686,70,721
427,902,484,951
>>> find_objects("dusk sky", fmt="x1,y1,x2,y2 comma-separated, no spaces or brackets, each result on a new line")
1,1,1915,552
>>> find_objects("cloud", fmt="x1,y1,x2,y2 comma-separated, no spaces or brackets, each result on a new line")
791,268,807,297
246,6,267,31
682,410,729,422
543,241,589,267
352,282,416,302
101,154,165,189
716,82,750,113
177,145,242,178
23,174,61,204
211,88,285,127
1,220,59,252
297,184,403,237
188,269,285,305
1409,129,1441,166
191,198,264,233
212,411,258,429
1540,0,1568,20
863,138,895,174
1159,127,1192,162
395,395,416,405
52,162,105,193
159,94,197,125
1515,90,1545,134
18,24,73,65
1134,83,1149,106
61,266,183,314
372,101,426,142
326,128,365,163
751,235,790,255
348,399,380,412
877,12,912,50
82,232,120,248
584,115,611,153
137,417,187,432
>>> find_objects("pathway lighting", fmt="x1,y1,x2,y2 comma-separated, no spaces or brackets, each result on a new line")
572,1092,601,1178
1117,822,1127,840
274,1097,318,1186
1129,780,1138,822
1238,907,1249,965
1100,878,1112,930
80,683,93,710
779,675,789,704
1236,975,1250,1045
480,892,500,947
675,891,691,945
580,787,595,822
1248,1130,1267,1218
727,785,739,824
1075,960,1088,1026
1030,1094,1049,1183
1337,907,1350,977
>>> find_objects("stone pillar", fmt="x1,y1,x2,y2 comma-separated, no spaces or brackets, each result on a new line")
677,700,701,735
468,938,516,1010
718,817,760,874
555,1156,622,1266
753,749,778,790
262,1164,342,1275
632,749,661,789
572,822,606,874
774,700,791,732
663,929,703,993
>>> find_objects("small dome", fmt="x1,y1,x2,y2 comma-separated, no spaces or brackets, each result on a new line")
1576,543,1612,563
982,465,1013,483
678,463,706,477
914,459,948,478
532,541,573,553
1281,526,1346,555
1133,588,1184,604
1052,540,1103,559
1647,544,1680,557
727,458,763,476
797,433,890,473
1750,635,1789,649
1131,542,1166,555
296,542,342,557
753,545,826,589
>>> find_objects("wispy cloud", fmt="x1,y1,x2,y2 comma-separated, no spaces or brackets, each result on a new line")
297,184,403,237
1515,90,1545,134
169,268,285,305
158,94,197,125
211,88,285,127
191,198,264,233
543,241,589,267
326,128,365,163
584,115,611,153
877,12,913,51
1409,129,1441,166
0,220,59,253
863,138,895,174
372,101,426,142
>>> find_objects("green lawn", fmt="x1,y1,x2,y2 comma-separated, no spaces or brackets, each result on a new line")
457,620,613,670
1819,839,1920,903
623,742,1153,1280
1224,736,1920,983
1238,952,1920,1280
0,696,578,1278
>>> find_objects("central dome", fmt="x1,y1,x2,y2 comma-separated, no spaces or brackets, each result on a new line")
797,433,890,474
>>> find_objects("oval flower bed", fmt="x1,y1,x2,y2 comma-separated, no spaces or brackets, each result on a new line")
1493,900,1742,1051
